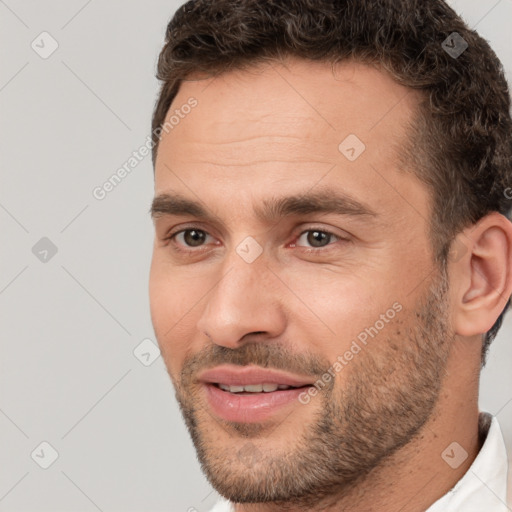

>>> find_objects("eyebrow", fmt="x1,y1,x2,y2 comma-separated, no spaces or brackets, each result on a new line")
149,189,378,225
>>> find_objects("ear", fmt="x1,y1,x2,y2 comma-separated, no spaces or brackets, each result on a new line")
451,212,512,337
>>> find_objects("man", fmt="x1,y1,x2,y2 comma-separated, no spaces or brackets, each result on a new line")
148,0,512,510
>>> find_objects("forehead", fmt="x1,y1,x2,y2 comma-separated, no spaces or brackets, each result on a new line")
153,58,427,223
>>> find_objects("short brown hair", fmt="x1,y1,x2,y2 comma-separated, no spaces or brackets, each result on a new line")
151,0,512,366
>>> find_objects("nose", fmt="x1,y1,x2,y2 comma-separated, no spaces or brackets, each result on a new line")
196,253,286,349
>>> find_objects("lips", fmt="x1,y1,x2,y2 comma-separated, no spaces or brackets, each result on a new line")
198,364,315,388
198,365,315,423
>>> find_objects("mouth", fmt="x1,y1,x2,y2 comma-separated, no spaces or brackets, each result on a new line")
203,382,312,423
214,382,306,394
198,365,316,423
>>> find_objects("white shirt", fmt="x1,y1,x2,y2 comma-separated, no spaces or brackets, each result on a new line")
209,412,511,512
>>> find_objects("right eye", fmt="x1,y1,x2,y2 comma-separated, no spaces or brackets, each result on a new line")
165,227,218,254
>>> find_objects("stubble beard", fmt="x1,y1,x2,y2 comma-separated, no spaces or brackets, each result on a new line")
171,270,453,508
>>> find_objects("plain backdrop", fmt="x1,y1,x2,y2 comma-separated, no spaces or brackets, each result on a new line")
0,0,511,510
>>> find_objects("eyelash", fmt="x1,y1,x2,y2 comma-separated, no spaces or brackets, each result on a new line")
163,225,347,255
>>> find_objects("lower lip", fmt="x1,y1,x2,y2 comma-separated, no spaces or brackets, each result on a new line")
203,383,310,423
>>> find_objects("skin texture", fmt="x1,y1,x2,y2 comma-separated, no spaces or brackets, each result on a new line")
149,58,512,511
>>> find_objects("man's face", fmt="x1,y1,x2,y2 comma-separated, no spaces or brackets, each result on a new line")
149,58,454,505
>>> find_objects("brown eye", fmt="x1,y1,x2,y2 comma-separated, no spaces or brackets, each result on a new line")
296,230,339,249
308,231,330,247
180,229,207,247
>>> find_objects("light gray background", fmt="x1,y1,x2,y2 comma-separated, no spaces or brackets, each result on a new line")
1,1,511,510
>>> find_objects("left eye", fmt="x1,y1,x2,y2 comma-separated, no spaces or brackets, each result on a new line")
295,229,340,249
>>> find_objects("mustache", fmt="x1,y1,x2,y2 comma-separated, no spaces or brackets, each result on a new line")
180,342,332,383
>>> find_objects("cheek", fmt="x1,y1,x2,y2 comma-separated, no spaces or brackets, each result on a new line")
288,272,389,342
149,262,199,376
287,271,411,371
149,253,195,326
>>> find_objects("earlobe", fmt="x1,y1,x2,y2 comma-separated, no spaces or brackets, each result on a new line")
453,213,512,337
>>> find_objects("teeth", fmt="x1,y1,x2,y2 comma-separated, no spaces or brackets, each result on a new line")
244,384,263,392
219,384,243,392
218,383,293,393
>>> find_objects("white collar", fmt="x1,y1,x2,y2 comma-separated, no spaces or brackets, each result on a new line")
426,411,510,512
210,412,510,512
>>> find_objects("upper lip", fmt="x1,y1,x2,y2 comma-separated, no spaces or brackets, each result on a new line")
198,365,315,387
